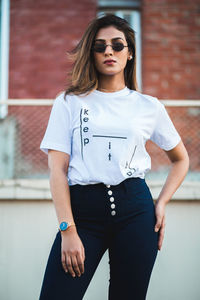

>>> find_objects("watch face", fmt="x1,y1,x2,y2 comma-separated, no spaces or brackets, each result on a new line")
60,222,68,231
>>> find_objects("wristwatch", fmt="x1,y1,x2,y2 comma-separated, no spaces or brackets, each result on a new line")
59,221,76,232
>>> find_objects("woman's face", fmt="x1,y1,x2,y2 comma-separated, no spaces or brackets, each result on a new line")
92,26,132,77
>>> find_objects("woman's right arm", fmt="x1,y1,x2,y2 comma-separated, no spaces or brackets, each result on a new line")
48,149,85,278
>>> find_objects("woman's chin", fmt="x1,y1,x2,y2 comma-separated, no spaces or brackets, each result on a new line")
99,70,121,77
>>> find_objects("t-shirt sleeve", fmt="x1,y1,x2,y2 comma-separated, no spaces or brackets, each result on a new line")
40,93,72,155
150,100,181,151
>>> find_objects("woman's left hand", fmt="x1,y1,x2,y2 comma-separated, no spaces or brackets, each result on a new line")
154,201,166,250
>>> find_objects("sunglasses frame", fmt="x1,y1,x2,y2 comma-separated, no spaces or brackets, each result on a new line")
92,42,129,53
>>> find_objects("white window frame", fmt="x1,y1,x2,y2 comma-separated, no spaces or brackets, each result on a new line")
115,10,142,91
0,0,10,119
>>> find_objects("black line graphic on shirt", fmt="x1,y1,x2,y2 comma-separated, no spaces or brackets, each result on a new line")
80,107,138,175
80,108,90,160
125,145,138,176
93,134,127,161
80,108,83,159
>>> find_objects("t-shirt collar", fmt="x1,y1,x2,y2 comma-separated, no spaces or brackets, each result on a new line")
93,86,129,97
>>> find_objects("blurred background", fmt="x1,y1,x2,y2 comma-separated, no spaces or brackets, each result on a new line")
0,0,200,299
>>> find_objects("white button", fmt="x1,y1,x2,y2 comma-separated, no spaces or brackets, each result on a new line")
111,210,116,216
111,203,115,209
106,185,111,188
110,197,114,202
108,190,112,195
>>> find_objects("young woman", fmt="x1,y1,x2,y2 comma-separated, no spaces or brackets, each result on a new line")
39,14,189,300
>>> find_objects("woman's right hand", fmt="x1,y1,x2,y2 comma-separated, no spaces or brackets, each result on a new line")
61,226,85,278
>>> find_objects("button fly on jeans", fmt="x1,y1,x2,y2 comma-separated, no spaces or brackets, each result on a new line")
110,197,114,202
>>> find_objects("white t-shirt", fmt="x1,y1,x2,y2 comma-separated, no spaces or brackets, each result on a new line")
40,87,181,186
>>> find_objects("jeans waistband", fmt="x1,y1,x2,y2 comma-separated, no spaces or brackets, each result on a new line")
69,177,145,192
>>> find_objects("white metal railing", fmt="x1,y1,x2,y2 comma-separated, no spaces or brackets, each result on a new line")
0,99,200,106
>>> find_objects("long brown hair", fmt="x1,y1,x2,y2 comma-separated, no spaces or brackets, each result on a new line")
64,13,139,99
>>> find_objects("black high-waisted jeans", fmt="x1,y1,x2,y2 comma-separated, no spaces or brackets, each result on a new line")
39,177,159,300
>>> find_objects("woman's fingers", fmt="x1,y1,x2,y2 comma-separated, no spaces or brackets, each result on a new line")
71,254,82,277
61,251,68,273
158,217,166,250
66,255,76,277
154,215,162,233
77,250,85,274
64,250,85,277
154,202,166,250
154,205,164,232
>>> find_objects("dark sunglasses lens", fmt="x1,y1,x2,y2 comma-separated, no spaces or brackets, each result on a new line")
93,44,106,52
112,43,124,51
93,43,125,52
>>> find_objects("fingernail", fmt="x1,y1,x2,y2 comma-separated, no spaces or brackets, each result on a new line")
155,228,159,232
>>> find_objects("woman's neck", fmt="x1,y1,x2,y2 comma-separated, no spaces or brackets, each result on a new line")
97,76,126,93
97,86,126,93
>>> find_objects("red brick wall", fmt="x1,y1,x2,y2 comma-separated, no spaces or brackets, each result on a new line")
142,0,200,99
9,0,97,99
10,0,200,99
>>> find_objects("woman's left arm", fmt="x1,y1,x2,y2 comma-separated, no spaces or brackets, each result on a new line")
154,140,190,250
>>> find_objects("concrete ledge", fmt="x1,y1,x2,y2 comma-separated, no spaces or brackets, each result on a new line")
0,179,199,201
0,179,51,200
146,180,200,201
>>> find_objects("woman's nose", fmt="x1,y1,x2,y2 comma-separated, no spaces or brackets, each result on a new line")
104,45,114,55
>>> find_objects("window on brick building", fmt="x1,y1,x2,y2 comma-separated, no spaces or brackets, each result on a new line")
97,0,142,91
0,0,10,119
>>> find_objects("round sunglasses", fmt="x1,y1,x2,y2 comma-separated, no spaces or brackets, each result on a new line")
92,42,129,53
